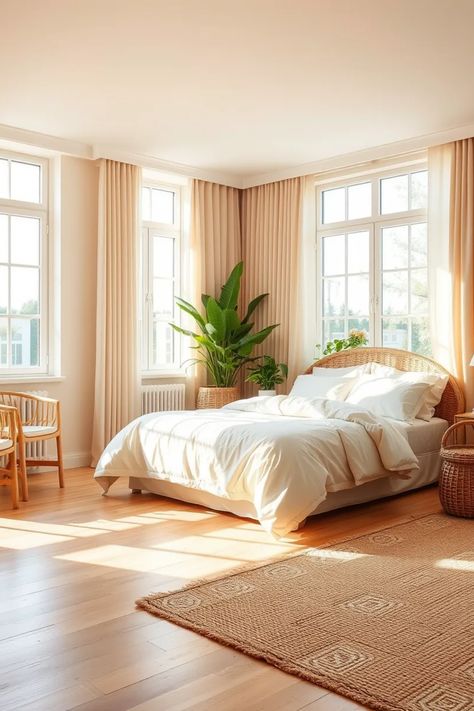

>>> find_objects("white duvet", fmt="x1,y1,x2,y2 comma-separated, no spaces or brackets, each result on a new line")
94,395,418,537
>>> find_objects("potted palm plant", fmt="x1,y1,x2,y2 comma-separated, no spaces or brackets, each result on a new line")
170,262,278,408
246,356,288,396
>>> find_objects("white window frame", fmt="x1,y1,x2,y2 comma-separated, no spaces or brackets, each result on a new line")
315,157,428,351
141,181,182,375
0,149,52,378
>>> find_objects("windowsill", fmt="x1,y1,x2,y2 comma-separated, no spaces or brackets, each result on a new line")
0,374,66,385
142,371,187,380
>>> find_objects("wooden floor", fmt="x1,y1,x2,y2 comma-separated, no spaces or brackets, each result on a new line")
0,468,442,711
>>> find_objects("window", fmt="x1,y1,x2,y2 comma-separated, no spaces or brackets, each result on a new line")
0,151,49,375
141,183,181,372
317,162,429,355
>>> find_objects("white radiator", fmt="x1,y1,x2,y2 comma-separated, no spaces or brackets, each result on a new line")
0,390,49,469
23,390,49,461
141,384,185,414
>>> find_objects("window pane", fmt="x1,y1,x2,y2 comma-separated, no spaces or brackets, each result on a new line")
380,174,408,214
323,277,345,316
383,318,408,349
10,267,39,314
323,234,344,276
411,268,428,315
0,214,8,263
411,317,431,355
10,216,40,266
382,225,408,269
348,274,369,315
153,236,174,278
0,318,7,366
383,270,408,315
11,317,39,367
348,182,371,220
0,265,8,314
322,187,345,224
141,187,151,221
323,319,345,344
0,159,8,199
347,231,369,273
410,171,428,210
410,223,427,267
10,161,41,203
153,321,174,366
153,279,174,318
151,189,174,224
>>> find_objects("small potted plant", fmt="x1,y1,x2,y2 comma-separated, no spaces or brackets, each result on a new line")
246,356,288,396
316,329,368,357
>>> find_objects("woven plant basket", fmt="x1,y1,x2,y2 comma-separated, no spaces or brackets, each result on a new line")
196,386,240,410
439,420,474,518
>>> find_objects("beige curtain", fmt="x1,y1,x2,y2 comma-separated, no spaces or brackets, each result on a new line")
241,178,303,395
450,139,474,410
188,179,241,395
91,160,141,465
428,144,454,370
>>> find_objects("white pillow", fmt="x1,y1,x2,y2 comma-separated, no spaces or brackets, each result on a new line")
346,374,432,422
290,374,358,401
312,364,371,377
370,364,448,420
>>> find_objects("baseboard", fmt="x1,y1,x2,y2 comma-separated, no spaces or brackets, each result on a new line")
25,451,91,474
63,451,91,469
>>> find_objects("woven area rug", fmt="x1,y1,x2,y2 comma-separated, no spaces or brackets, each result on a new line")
137,514,474,711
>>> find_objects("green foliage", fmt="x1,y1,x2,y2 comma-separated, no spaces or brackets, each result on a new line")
316,329,368,357
170,262,278,387
245,356,288,390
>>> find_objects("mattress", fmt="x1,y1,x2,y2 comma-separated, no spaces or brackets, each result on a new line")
129,416,448,530
391,417,449,455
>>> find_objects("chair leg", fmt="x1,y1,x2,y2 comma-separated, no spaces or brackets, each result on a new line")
9,452,19,510
57,434,65,488
18,441,28,502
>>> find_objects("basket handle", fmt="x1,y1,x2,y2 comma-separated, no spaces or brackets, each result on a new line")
441,420,474,448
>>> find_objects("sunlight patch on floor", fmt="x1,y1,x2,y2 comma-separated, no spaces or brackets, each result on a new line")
136,509,218,522
71,518,140,532
0,517,112,537
436,556,474,572
0,529,74,549
54,543,244,576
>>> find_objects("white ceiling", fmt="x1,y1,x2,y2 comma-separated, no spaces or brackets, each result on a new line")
2,0,474,186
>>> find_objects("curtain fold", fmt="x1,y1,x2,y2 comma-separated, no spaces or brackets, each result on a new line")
91,160,141,465
450,138,474,410
428,144,454,370
188,180,241,396
241,178,304,395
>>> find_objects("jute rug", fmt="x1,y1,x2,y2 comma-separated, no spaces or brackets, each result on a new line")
136,514,474,711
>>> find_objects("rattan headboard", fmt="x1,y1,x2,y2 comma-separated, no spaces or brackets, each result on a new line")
305,347,465,425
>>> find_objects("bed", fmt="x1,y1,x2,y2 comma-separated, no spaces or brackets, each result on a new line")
95,348,464,536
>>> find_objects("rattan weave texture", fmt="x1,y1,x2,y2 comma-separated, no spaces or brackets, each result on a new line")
440,421,474,518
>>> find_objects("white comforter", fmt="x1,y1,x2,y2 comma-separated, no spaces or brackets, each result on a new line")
94,395,418,537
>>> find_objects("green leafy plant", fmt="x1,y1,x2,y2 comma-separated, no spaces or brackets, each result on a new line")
246,356,288,390
169,262,278,387
316,329,368,357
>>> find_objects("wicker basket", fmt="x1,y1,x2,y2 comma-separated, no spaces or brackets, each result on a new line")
196,386,240,409
439,420,474,518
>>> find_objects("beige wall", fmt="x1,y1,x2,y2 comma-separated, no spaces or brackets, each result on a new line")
3,155,98,468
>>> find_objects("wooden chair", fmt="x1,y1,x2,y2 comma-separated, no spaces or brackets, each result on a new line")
0,392,64,500
0,404,21,508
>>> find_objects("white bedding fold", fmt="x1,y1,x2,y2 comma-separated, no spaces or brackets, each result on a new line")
94,395,418,537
